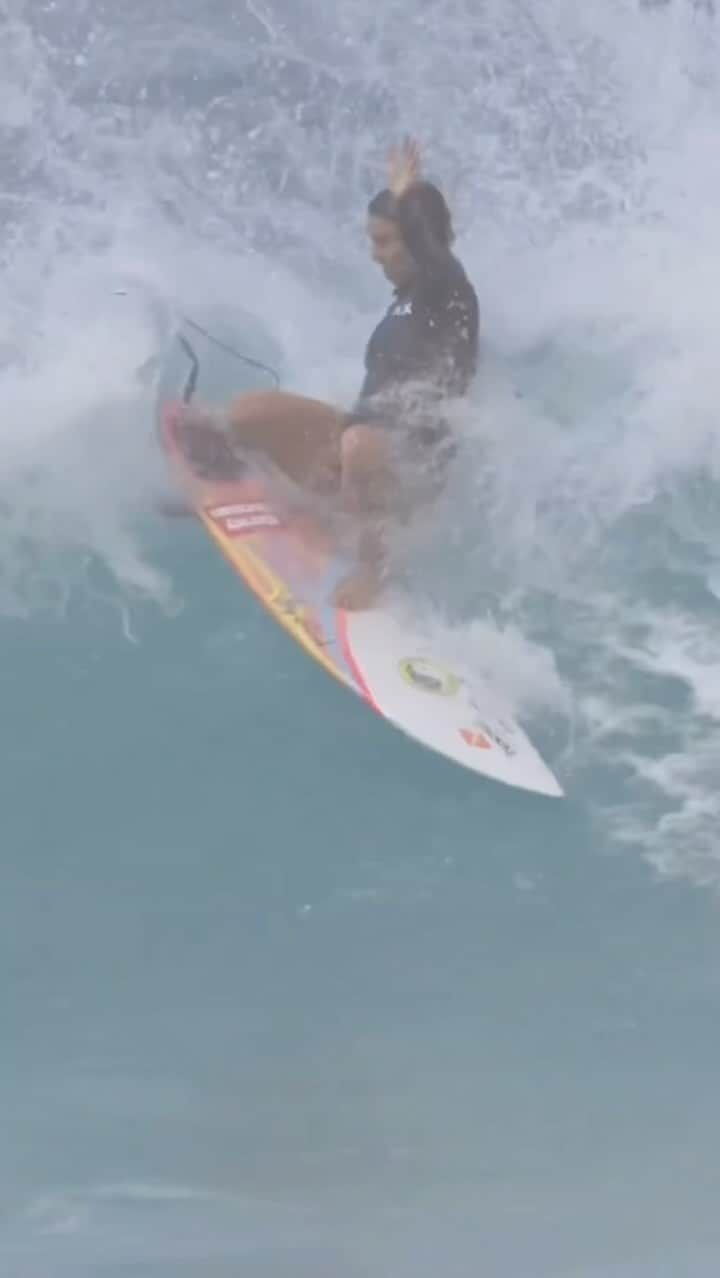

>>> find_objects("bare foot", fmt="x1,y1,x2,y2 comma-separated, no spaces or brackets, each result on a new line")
333,565,382,611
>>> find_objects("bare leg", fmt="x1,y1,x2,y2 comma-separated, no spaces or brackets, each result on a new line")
333,424,397,610
178,390,346,491
176,397,397,610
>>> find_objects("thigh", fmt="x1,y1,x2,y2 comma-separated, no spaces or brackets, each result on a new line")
225,390,346,487
340,417,456,517
339,422,392,472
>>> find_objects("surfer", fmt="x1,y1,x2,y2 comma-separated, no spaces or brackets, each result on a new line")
177,139,479,609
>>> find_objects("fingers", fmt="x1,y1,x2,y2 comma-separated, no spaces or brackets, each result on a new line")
387,136,422,195
404,136,420,173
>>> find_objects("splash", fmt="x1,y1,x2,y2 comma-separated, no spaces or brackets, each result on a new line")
3,0,720,879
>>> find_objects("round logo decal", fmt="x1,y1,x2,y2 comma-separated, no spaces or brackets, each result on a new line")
399,657,460,697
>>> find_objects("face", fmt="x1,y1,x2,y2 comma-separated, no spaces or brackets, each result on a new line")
367,215,416,288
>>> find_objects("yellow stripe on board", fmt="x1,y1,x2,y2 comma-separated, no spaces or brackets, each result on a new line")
200,512,352,689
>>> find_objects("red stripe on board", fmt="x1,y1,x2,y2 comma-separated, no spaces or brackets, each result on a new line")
337,609,381,712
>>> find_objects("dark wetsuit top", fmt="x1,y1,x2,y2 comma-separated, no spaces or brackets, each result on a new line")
351,196,479,447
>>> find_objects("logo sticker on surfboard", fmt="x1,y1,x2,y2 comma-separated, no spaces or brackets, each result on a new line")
207,501,281,537
399,657,460,697
459,728,492,750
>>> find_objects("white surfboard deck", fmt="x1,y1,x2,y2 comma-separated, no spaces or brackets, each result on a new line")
344,609,563,795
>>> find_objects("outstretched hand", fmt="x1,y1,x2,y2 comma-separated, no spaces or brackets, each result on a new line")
387,138,422,199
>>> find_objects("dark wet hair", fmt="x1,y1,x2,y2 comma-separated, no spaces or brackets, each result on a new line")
368,180,455,249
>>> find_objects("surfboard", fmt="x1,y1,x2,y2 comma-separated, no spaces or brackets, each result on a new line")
158,401,562,797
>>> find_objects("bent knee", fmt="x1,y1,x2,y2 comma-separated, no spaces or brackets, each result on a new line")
341,424,388,471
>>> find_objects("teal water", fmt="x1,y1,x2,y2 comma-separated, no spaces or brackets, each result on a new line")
4,542,720,1276
4,2,720,1275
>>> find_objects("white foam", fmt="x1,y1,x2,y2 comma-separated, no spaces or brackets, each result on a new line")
3,0,720,878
